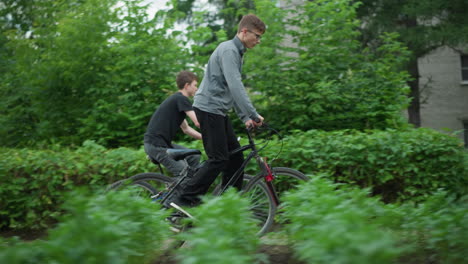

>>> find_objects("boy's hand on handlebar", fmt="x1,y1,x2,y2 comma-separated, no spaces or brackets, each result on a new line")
245,115,264,128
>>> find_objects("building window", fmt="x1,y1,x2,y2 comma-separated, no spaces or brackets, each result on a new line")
464,121,468,148
462,55,468,82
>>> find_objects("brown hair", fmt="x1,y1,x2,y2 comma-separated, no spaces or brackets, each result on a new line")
176,71,198,90
237,14,266,34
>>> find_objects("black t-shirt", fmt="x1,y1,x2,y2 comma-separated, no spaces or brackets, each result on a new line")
144,92,193,147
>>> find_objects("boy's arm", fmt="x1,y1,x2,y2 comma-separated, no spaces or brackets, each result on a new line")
180,119,202,140
185,110,200,128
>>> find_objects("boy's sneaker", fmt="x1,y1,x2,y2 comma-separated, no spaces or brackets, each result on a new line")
162,192,194,209
166,211,187,233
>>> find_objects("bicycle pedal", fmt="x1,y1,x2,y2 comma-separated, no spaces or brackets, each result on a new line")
170,226,181,233
170,202,195,219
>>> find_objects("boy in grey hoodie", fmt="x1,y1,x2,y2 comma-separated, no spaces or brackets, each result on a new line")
165,14,265,207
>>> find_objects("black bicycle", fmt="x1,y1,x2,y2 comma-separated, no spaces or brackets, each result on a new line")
108,124,307,236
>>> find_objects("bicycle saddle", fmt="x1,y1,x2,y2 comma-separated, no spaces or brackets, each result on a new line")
166,148,201,161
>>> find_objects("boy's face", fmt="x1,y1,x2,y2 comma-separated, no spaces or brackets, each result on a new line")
186,80,198,97
241,28,262,49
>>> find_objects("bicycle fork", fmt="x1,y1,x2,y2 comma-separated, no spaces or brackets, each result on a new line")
256,156,280,206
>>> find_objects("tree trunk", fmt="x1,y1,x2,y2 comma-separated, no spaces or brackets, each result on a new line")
407,58,421,127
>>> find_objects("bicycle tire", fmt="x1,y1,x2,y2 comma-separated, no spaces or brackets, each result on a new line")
244,167,307,233
107,173,174,200
107,178,157,199
127,172,174,186
210,175,276,236
246,167,307,202
107,173,188,248
241,175,276,236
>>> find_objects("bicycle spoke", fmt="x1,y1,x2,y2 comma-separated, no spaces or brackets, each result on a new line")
242,175,276,236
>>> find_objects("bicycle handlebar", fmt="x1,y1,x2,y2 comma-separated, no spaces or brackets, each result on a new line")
246,122,282,139
251,116,261,123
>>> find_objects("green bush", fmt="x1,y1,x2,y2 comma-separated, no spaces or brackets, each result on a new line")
176,190,262,264
0,189,171,264
282,176,468,264
282,175,404,264
397,192,468,263
1,128,466,229
270,128,468,202
0,141,155,229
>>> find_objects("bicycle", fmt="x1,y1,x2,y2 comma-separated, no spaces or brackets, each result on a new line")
108,124,308,236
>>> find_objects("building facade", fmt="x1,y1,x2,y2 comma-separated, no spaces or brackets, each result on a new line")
418,46,468,147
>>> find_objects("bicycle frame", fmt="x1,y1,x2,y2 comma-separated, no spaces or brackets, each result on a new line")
110,124,306,237
155,126,281,207
158,160,192,204
218,127,280,206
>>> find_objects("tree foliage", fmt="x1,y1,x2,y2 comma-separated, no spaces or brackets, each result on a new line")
0,0,190,147
246,0,411,131
1,0,414,147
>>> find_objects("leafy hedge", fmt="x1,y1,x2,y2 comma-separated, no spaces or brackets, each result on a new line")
0,141,156,229
1,128,466,229
282,176,468,264
269,128,468,202
0,189,171,264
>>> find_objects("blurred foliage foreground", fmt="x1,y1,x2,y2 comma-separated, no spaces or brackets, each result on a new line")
0,177,466,264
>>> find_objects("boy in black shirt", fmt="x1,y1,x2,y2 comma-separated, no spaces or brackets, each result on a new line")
144,71,202,178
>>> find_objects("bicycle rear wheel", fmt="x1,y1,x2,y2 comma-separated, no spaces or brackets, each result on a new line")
108,173,188,248
107,173,174,201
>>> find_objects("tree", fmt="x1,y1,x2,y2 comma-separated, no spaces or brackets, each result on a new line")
79,1,192,147
0,0,79,146
0,0,121,146
168,0,256,66
243,0,411,132
157,0,413,132
356,0,468,127
171,0,255,38
0,0,417,147
0,0,190,147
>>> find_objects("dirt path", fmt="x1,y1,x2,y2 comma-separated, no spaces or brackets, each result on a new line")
1,228,304,264
151,231,305,264
151,243,304,264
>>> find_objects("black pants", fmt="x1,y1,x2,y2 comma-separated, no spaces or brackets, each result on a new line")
178,107,244,202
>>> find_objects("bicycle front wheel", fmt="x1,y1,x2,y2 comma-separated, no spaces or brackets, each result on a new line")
269,167,308,201
242,175,276,236
245,167,308,211
211,175,276,236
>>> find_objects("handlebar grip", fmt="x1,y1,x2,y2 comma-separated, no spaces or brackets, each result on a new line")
250,115,261,123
